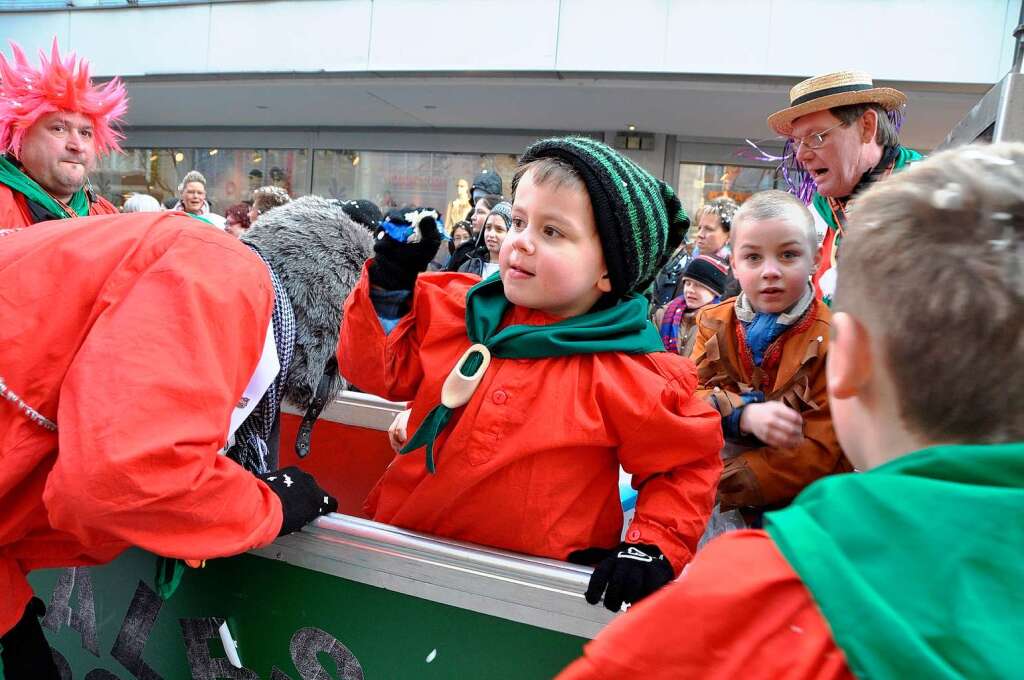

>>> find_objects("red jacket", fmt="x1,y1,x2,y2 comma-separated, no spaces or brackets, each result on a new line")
0,213,283,636
0,182,118,229
557,530,854,680
338,265,723,573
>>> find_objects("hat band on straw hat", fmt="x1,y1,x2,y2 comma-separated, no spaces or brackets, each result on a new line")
791,83,873,107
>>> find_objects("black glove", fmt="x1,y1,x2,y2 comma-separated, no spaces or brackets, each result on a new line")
571,542,675,612
258,466,338,536
0,597,60,680
369,207,442,290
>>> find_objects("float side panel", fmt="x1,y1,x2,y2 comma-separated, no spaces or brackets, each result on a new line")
27,548,587,679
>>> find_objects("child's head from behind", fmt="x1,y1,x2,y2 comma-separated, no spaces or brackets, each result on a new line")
730,190,818,314
830,143,1024,468
505,136,689,318
681,255,729,309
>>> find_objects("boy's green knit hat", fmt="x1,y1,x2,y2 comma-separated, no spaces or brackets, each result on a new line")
515,136,689,297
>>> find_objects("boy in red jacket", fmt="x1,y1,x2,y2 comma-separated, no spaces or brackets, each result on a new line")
339,137,723,610
557,143,1024,679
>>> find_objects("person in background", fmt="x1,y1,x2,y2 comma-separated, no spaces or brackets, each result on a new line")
174,170,225,228
693,196,738,260
223,202,251,237
249,185,291,225
458,201,512,278
651,198,733,307
0,40,124,228
654,255,729,357
690,190,848,536
449,220,472,252
556,142,1024,680
767,70,922,305
446,193,503,272
470,168,502,204
121,193,162,213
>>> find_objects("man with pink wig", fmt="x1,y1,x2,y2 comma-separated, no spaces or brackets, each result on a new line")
0,40,124,227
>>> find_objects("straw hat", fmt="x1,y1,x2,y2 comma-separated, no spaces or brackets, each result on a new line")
768,70,906,136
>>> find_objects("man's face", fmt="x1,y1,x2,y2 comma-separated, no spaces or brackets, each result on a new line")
791,109,871,198
18,111,97,201
180,182,206,213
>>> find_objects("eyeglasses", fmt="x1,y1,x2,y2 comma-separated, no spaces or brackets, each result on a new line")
788,122,843,151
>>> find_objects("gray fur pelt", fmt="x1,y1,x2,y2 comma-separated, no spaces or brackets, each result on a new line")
242,195,374,406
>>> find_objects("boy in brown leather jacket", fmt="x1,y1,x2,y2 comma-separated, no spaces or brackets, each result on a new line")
691,190,850,526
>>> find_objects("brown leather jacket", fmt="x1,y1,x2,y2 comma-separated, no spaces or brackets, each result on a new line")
690,297,851,512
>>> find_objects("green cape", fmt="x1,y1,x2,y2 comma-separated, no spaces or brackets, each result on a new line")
766,442,1024,679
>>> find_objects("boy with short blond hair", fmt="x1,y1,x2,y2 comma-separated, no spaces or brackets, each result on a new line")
339,137,723,611
557,142,1024,680
690,190,849,527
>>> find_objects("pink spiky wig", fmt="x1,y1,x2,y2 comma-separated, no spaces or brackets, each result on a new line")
0,39,128,158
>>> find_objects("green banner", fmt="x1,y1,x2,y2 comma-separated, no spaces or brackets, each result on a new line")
22,549,586,678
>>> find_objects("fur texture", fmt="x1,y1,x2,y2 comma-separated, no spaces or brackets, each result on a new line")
242,195,374,406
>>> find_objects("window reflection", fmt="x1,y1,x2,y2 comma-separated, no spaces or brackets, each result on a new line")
312,150,518,225
94,148,309,211
676,163,781,238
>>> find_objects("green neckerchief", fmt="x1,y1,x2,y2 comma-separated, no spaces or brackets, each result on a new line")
0,154,89,219
401,272,665,472
765,442,1024,680
811,146,923,231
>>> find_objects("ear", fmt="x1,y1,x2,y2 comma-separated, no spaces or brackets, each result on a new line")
827,312,872,400
860,108,878,144
597,271,612,293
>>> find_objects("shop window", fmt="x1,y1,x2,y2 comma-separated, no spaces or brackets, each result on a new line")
94,148,309,212
312,150,518,227
676,163,782,240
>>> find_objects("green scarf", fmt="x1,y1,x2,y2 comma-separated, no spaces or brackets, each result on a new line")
765,442,1024,679
0,154,89,219
401,273,665,472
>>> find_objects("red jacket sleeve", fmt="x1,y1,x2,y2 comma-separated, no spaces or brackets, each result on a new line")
617,356,724,574
557,530,853,680
337,261,426,401
43,230,284,560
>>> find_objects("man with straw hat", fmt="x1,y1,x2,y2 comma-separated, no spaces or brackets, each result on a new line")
767,70,922,305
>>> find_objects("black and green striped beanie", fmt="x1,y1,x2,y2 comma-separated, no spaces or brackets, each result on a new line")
515,136,689,297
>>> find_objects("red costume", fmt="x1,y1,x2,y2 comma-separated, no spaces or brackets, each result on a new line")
0,214,284,636
557,530,853,680
338,265,723,573
0,182,117,228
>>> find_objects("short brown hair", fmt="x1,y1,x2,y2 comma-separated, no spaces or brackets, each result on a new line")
731,189,817,252
511,156,584,198
831,103,899,147
835,142,1024,443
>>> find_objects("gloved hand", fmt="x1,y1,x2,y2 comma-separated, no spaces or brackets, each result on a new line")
258,466,338,536
369,207,442,290
0,597,60,680
571,542,675,612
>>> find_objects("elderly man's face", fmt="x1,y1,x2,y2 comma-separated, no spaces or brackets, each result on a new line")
18,111,97,202
791,109,874,198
